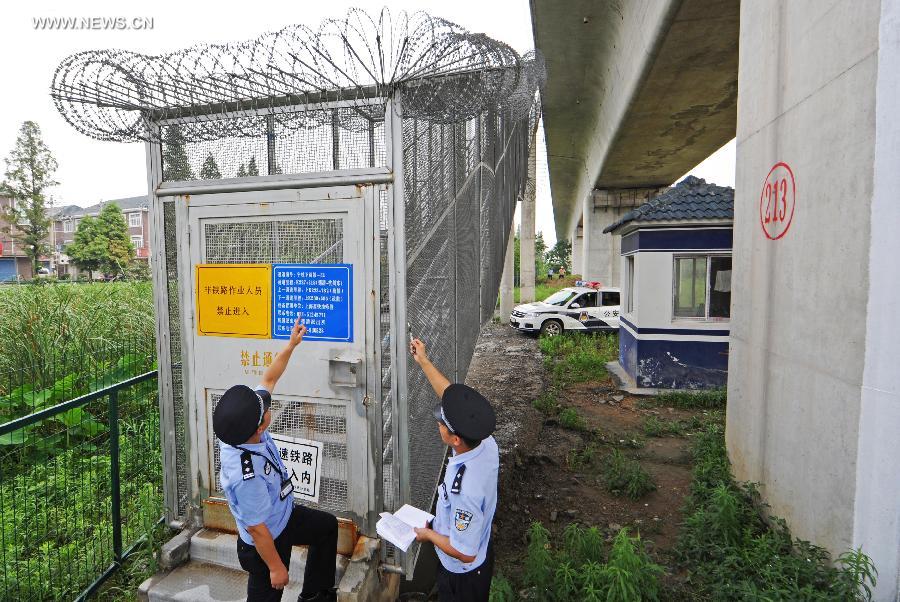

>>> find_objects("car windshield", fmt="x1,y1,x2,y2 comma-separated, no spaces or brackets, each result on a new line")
543,290,578,306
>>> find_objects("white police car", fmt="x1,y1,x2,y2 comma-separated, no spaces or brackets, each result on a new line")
509,285,621,336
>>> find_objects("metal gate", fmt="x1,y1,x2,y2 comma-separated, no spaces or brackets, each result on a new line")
175,188,377,525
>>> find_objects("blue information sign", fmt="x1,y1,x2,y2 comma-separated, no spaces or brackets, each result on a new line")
272,264,353,342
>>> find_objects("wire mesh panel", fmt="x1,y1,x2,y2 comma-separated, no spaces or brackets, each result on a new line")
203,218,343,264
159,107,386,182
400,105,533,542
209,393,350,514
163,199,191,519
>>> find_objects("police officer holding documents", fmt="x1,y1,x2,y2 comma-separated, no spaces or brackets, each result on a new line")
409,337,499,602
213,316,338,602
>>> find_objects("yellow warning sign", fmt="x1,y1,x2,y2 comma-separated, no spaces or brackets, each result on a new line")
196,264,271,338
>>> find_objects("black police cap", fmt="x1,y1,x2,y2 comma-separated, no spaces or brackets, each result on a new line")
432,383,496,440
212,385,270,446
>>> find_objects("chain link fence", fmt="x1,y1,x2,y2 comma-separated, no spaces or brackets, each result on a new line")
0,344,161,600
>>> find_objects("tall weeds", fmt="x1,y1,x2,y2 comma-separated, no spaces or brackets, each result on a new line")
677,424,877,600
0,282,155,377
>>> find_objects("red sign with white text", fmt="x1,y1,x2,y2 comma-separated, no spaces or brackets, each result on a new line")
759,162,796,240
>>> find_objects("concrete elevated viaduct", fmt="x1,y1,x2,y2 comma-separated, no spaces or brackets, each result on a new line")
531,0,739,285
534,1,900,599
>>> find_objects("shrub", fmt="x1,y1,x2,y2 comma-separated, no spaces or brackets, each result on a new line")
676,424,878,600
521,522,663,601
566,443,598,470
532,391,558,415
488,574,516,602
602,450,656,499
558,407,587,431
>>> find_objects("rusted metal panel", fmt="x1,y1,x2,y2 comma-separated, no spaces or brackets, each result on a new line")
202,499,360,556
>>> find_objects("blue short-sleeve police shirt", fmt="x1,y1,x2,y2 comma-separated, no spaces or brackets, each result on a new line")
433,436,499,573
218,388,292,544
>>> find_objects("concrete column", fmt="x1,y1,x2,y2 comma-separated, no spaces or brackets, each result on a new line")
581,195,609,284
499,218,516,318
520,134,537,302
726,1,900,598
572,225,584,277
582,189,663,286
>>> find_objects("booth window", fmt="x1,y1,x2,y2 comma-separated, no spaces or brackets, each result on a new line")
673,255,732,320
625,256,634,313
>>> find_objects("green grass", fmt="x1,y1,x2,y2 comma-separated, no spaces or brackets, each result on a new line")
654,388,727,410
566,442,599,470
676,424,877,600
538,332,618,386
0,281,155,377
513,275,580,304
601,449,657,500
642,415,686,437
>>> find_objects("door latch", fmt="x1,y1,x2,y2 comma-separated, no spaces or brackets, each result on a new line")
329,356,362,388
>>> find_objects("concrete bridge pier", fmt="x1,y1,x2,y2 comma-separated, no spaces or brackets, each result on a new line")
581,188,664,286
571,225,583,277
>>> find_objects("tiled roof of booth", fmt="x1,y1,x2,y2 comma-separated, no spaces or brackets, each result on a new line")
603,176,734,233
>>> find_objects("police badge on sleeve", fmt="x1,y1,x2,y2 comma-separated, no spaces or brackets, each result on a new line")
454,509,473,532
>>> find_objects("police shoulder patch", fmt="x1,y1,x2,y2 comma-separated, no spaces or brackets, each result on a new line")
240,451,255,480
454,508,473,532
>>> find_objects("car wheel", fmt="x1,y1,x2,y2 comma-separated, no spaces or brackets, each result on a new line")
540,319,563,337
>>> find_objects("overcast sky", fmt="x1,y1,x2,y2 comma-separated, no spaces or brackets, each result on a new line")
0,0,734,246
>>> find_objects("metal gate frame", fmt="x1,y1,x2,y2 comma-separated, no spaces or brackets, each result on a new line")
148,93,529,574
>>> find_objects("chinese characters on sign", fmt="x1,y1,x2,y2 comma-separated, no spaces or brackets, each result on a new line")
272,264,353,342
196,264,272,338
238,348,277,377
270,434,323,503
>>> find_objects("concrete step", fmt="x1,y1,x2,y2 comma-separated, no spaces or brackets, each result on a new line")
141,529,393,602
188,528,349,581
146,561,288,602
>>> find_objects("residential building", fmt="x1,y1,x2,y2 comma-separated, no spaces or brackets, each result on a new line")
0,196,34,281
52,195,151,277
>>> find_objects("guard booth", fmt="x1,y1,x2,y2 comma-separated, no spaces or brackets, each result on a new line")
50,12,542,586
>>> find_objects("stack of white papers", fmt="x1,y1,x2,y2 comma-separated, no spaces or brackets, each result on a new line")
375,504,435,552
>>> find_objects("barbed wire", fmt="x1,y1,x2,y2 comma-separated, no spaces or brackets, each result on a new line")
50,8,544,142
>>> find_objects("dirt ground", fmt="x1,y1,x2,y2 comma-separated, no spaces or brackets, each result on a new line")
464,321,709,594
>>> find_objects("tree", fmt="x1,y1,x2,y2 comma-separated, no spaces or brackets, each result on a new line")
65,216,104,278
66,203,134,278
237,163,247,178
535,231,548,282
162,125,193,181
247,157,259,176
0,121,58,276
125,258,151,280
200,153,222,180
545,239,572,272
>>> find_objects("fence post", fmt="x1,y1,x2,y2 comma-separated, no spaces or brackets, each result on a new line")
109,389,123,562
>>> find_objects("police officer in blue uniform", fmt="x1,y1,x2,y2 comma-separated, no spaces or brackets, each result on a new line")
213,317,338,602
408,338,499,602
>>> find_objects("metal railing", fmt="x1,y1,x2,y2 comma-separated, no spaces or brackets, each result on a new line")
0,369,162,601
